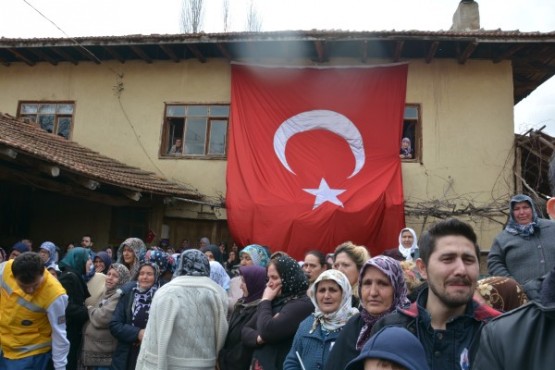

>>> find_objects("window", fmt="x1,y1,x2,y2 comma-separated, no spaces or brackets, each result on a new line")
162,104,229,158
17,101,75,139
401,104,421,162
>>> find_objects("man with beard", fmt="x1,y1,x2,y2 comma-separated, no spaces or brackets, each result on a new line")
371,218,500,370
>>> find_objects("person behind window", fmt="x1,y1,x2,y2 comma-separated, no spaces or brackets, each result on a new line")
399,137,413,159
168,138,183,155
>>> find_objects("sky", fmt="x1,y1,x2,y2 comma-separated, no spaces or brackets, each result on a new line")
1,0,554,135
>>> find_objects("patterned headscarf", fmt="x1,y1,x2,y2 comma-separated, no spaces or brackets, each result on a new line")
505,194,539,236
105,263,131,295
174,249,210,277
240,265,267,303
308,269,359,333
59,247,91,275
132,263,160,327
209,261,230,290
240,244,270,267
94,251,112,274
356,256,409,350
271,255,309,306
476,276,528,312
40,241,57,266
117,237,146,279
144,248,176,274
397,228,418,261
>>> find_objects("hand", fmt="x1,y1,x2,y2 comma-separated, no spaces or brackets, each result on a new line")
138,329,145,342
95,265,104,273
262,283,281,301
256,335,265,345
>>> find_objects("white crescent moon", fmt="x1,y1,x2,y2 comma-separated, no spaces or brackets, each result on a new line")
273,110,365,178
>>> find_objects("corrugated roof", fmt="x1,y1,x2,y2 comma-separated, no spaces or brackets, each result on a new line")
0,113,202,199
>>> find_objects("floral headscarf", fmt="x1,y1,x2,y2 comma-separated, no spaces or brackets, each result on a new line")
144,248,176,274
40,241,58,266
240,244,270,267
397,228,418,261
117,237,146,279
239,265,267,303
271,255,309,306
174,249,210,277
209,261,230,290
476,276,528,312
505,194,539,236
308,269,359,333
356,255,409,350
105,263,131,295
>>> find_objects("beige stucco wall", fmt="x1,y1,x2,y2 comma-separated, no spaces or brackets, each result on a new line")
0,57,514,249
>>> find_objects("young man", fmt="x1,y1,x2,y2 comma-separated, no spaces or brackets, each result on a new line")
0,252,69,370
372,218,500,370
81,235,94,249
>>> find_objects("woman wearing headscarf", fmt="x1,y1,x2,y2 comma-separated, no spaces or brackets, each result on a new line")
242,255,314,370
82,263,131,369
39,241,57,267
136,250,228,370
474,276,528,312
229,244,271,311
110,262,160,370
93,251,112,274
383,227,419,262
399,137,413,159
284,269,359,370
220,265,268,370
58,247,92,370
488,194,555,299
144,248,176,285
324,255,409,370
116,237,147,279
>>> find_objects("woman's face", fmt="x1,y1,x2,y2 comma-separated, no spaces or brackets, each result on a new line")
93,257,105,273
229,251,236,261
39,249,50,263
240,252,253,266
316,280,342,314
512,201,533,225
123,246,135,265
401,231,414,248
401,139,410,149
138,265,156,290
105,268,121,290
267,263,282,295
334,252,359,286
360,266,394,316
106,248,113,258
240,276,249,297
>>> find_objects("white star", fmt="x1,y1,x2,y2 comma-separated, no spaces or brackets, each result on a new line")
303,178,346,210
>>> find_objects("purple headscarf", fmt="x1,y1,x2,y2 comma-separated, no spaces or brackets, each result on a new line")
356,255,409,350
239,265,267,303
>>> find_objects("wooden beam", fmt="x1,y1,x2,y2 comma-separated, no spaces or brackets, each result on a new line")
129,46,153,63
186,44,206,63
159,45,180,63
426,41,439,64
393,40,404,62
493,45,525,63
27,49,58,65
103,46,125,63
6,48,35,66
458,42,478,64
360,40,368,63
51,48,78,65
216,43,232,61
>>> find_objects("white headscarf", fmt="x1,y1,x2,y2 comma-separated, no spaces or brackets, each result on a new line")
398,228,418,261
308,269,359,333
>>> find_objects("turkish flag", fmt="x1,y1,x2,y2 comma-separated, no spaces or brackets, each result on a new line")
227,64,408,260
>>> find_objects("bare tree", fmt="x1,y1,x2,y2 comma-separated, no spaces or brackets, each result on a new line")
222,0,230,32
245,0,262,32
180,0,204,33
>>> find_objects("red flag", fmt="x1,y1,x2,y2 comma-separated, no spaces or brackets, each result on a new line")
227,64,408,260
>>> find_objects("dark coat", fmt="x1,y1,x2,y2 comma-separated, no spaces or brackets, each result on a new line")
219,300,260,370
58,266,90,370
242,296,313,370
109,281,141,370
323,313,364,370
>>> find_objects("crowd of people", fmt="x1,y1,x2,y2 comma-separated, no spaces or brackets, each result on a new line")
1,192,555,370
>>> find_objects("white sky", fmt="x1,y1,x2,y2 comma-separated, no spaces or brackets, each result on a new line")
1,0,554,134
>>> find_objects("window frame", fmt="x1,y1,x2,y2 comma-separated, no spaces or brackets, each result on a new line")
401,103,422,163
160,103,229,159
17,101,76,140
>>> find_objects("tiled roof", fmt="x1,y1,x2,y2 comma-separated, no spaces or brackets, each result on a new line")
0,113,202,199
